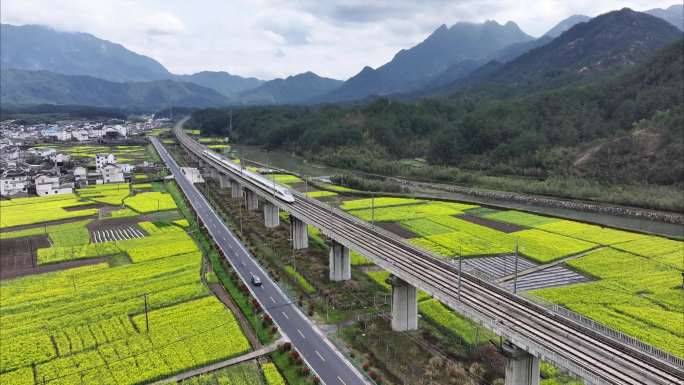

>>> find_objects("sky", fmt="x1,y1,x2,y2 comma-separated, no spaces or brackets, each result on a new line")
1,0,677,80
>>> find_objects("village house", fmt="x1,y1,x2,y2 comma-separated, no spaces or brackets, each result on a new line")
95,153,116,170
0,169,30,196
73,166,87,182
49,153,71,165
34,175,74,196
100,164,124,183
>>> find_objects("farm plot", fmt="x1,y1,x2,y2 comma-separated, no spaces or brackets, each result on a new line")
124,191,177,213
462,255,537,279
510,229,596,263
1,208,252,385
347,201,475,222
0,236,49,279
0,194,98,228
341,197,426,211
500,265,590,291
409,216,513,257
92,225,145,243
480,210,560,227
267,174,303,188
37,222,196,264
532,248,684,357
305,190,338,199
56,144,149,165
77,183,131,205
535,220,647,245
612,236,684,269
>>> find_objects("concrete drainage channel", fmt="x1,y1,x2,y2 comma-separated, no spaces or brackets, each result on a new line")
92,226,146,243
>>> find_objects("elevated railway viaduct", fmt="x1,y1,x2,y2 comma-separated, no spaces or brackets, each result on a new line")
172,123,684,385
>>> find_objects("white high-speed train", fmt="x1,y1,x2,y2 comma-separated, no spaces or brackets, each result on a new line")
203,150,295,203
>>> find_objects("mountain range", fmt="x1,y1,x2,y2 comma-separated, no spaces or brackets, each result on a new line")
320,20,533,102
0,69,230,109
460,8,682,91
1,4,682,110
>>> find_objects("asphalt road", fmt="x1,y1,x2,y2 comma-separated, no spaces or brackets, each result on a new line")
151,136,368,385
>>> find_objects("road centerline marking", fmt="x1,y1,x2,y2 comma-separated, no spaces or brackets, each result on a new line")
315,350,326,362
297,329,306,339
282,311,289,320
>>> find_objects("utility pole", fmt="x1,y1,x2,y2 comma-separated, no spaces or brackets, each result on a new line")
239,194,243,235
371,193,375,228
289,222,296,272
513,239,519,294
457,246,462,301
143,293,150,333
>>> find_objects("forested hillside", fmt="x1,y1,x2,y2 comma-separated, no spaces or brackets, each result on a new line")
189,39,683,187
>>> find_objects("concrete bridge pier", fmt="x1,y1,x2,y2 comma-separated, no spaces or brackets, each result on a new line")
230,180,243,199
264,203,280,228
389,276,418,331
329,241,351,281
291,217,308,249
219,174,230,189
503,341,540,385
245,189,259,211
205,167,216,180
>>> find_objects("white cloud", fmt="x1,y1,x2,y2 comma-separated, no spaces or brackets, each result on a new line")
0,0,678,80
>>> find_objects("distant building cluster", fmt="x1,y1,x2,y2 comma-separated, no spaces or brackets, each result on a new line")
0,118,168,143
0,117,169,198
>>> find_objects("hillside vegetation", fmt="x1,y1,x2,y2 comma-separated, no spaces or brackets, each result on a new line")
188,39,683,210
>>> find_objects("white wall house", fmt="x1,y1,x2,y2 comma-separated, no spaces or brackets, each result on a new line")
95,153,116,171
100,164,124,183
119,163,134,173
29,148,57,158
34,175,74,196
49,153,71,164
73,130,89,142
74,167,87,182
0,171,29,196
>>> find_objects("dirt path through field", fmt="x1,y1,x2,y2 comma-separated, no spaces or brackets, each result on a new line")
147,342,280,385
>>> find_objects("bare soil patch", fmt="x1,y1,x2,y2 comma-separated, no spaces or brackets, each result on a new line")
63,203,113,211
290,182,309,192
1,257,107,280
0,235,49,277
456,214,524,233
377,222,418,238
87,216,151,232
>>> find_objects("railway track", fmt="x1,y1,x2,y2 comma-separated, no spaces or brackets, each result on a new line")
174,125,684,385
